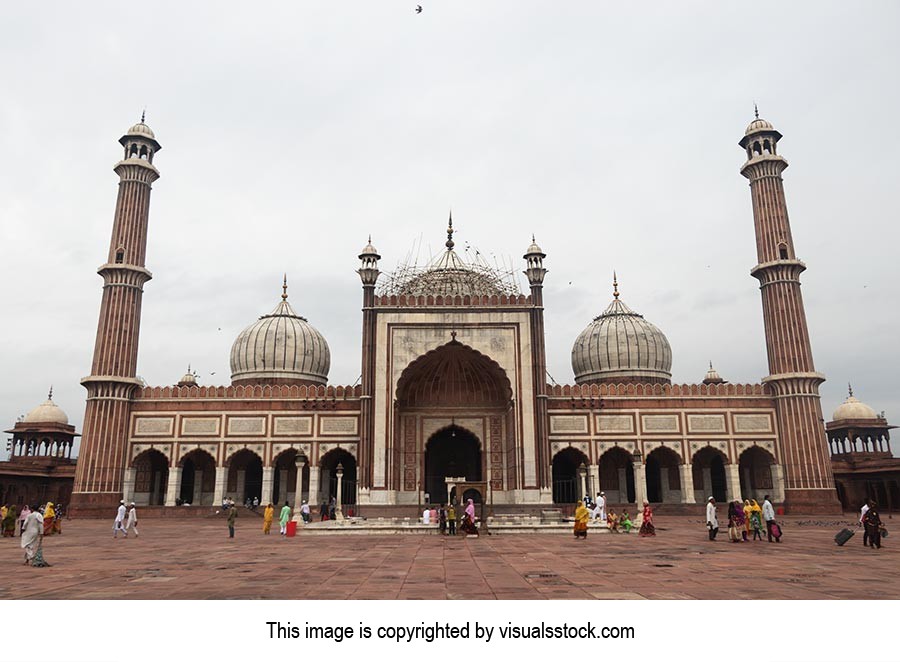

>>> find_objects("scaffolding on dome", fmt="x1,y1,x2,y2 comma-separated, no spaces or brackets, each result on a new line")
377,241,522,299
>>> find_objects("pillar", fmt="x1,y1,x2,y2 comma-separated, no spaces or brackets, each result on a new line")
772,464,786,503
679,464,695,503
633,460,646,505
165,467,182,507
702,467,712,497
193,470,203,505
308,465,320,507
725,463,742,502
294,457,306,507
617,467,627,504
213,466,227,505
122,467,136,504
236,470,246,502
262,467,275,506
579,467,588,501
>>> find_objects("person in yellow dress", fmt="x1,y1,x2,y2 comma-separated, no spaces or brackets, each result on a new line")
573,498,590,539
42,502,56,535
263,503,274,534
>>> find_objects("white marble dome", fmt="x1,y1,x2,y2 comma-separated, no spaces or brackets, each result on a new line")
23,393,69,425
832,394,879,422
126,121,156,140
572,296,672,385
744,117,774,135
230,294,330,385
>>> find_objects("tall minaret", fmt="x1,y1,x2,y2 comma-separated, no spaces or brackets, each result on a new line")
71,117,161,512
357,235,380,498
739,110,839,513
524,237,550,496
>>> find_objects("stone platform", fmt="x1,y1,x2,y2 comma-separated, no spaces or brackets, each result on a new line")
1,515,897,599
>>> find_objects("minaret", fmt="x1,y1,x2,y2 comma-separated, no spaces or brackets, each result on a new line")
739,110,840,513
357,235,381,498
524,237,550,495
71,117,161,512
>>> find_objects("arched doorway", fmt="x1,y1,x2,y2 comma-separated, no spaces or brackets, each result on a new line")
738,446,775,502
133,449,169,506
227,449,263,504
692,447,727,503
320,449,357,509
272,449,310,506
552,447,589,505
598,447,635,504
179,449,216,505
645,447,682,503
425,426,482,505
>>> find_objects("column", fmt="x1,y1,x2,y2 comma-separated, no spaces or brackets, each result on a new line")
277,469,288,503
679,464,695,503
122,467,136,504
579,467,588,501
633,460,646,505
725,463,741,502
308,465,320,507
213,466,227,505
587,465,598,500
236,470,246,502
617,467,627,504
261,467,275,505
165,467,183,507
294,457,306,507
741,467,753,499
702,467,712,497
193,470,203,505
771,464,786,503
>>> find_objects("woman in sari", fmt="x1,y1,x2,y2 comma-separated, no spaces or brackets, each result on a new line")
19,505,31,534
21,505,44,565
607,511,619,532
742,500,753,541
43,502,56,535
262,503,274,534
573,499,590,539
749,499,765,540
1,505,17,537
620,510,633,533
638,501,655,537
460,498,479,536
727,500,744,542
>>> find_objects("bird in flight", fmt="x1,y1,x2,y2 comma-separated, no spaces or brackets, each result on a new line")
415,5,422,13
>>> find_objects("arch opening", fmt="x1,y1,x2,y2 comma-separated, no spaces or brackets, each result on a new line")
552,447,589,505
227,449,263,505
178,449,216,505
692,447,728,503
133,449,169,506
598,447,635,504
738,446,775,502
645,446,682,503
425,426,481,506
320,449,357,511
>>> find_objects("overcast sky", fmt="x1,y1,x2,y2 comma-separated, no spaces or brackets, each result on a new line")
2,2,898,458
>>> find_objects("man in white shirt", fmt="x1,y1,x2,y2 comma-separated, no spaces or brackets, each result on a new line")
706,497,719,540
762,495,780,543
593,492,606,522
860,500,872,547
125,503,139,538
113,500,128,539
299,500,311,523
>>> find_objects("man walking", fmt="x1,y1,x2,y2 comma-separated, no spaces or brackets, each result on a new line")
21,505,44,565
762,494,780,542
113,500,128,538
860,499,872,547
863,501,884,550
706,497,719,540
279,501,292,536
299,500,310,524
125,502,139,538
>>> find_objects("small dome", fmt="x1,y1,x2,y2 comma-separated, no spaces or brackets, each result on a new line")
230,289,330,386
23,391,69,425
524,237,544,256
572,293,672,385
832,394,879,422
744,117,774,136
178,367,197,387
359,238,380,257
126,121,156,140
703,361,725,385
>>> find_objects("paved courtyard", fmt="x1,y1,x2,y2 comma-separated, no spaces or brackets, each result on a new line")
1,515,897,599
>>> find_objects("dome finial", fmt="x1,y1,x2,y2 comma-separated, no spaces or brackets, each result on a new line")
48,385,53,400
848,381,853,398
709,360,713,370
612,271,619,300
754,102,759,120
282,274,288,301
446,211,455,251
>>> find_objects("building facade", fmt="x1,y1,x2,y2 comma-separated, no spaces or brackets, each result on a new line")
68,114,856,515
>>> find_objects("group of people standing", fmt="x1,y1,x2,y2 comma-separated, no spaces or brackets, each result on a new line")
422,499,479,536
706,495,780,543
1,502,63,538
574,495,655,539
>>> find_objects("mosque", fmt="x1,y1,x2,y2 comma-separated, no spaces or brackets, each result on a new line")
10,113,894,516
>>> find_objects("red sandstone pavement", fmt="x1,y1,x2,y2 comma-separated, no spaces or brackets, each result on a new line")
0,515,897,599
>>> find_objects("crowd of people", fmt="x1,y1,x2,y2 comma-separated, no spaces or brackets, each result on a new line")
419,499,479,536
574,494,655,539
706,495,781,543
0,501,63,566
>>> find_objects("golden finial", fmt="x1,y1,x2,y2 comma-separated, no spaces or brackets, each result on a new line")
48,385,53,400
141,109,146,123
709,361,713,370
612,271,619,300
848,382,853,398
282,274,288,301
446,211,455,250
754,102,759,120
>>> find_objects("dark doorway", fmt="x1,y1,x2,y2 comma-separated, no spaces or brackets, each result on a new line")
738,446,775,501
598,447,636,504
133,449,169,506
321,449,357,507
227,450,263,503
552,447,588,504
179,450,215,505
692,448,728,503
645,447,681,503
424,426,481,506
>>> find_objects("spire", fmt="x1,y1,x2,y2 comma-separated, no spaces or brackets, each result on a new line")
141,109,146,123
612,271,619,300
709,360,714,370
282,274,288,301
48,385,53,400
754,102,759,120
445,211,455,251
848,382,854,398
